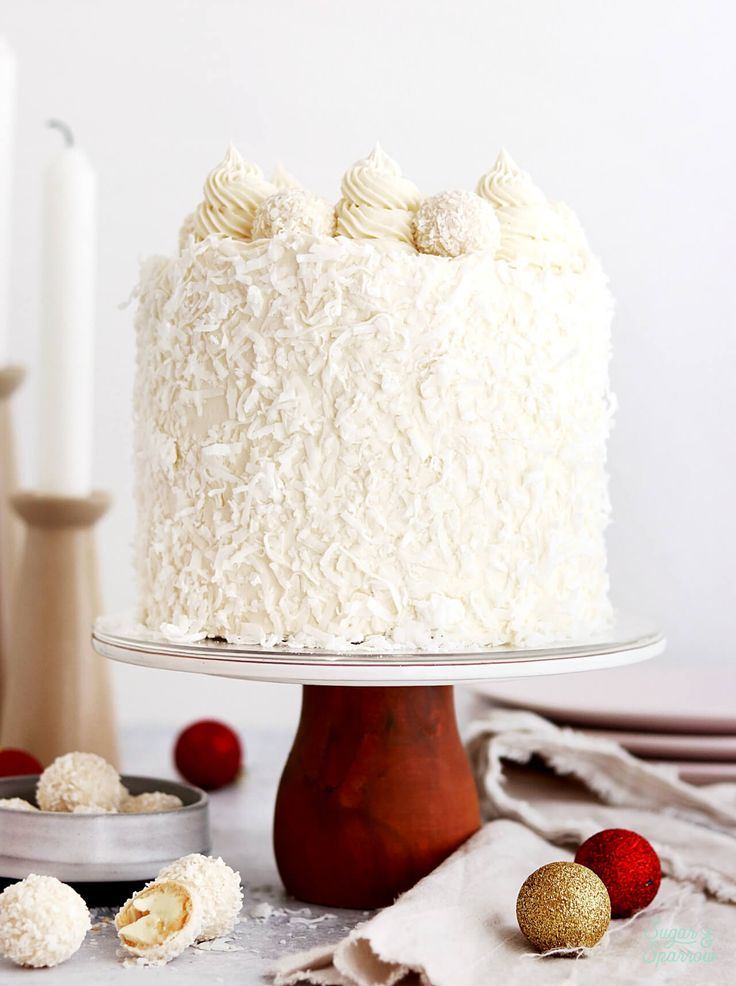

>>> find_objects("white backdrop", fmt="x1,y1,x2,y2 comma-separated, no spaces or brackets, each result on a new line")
2,0,734,728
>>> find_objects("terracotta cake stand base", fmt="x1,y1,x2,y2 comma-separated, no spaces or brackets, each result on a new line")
93,615,664,909
274,685,480,908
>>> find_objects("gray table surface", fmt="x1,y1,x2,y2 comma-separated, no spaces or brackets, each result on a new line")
0,715,381,984
2,692,489,983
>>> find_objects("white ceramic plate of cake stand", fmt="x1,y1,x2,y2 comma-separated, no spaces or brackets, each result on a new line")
93,612,664,686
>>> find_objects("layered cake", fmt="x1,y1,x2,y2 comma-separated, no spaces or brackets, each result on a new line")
134,145,614,651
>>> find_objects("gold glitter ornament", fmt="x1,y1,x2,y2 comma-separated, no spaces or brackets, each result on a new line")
516,861,611,952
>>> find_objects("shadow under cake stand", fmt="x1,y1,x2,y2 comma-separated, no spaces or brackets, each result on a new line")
93,615,664,909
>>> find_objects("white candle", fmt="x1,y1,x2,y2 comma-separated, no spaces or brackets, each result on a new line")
0,38,17,364
37,122,97,496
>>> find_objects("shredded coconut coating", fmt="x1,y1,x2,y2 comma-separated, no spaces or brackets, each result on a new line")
413,190,500,257
115,880,200,965
156,854,243,941
135,233,613,651
36,752,125,813
122,791,183,814
178,211,198,252
0,798,38,811
0,874,90,968
252,189,336,241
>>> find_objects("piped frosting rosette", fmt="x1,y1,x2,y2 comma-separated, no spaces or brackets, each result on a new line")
270,163,300,189
336,144,422,245
194,146,275,241
476,149,588,267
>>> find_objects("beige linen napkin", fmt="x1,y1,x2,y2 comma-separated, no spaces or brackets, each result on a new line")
467,709,736,901
272,710,736,986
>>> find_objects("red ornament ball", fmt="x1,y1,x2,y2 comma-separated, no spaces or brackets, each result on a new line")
174,720,243,790
575,828,661,917
0,748,43,777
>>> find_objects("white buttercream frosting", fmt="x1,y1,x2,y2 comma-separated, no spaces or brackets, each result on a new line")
336,144,421,244
270,164,300,189
134,229,614,651
414,190,500,257
194,146,275,241
476,149,587,267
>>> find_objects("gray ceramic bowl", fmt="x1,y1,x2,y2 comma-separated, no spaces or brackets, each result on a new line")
0,775,210,882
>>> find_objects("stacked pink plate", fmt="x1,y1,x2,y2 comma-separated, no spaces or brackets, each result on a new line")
472,658,736,784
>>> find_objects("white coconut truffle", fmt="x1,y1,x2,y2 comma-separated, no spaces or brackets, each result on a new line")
115,880,200,966
156,854,243,941
0,874,90,968
36,752,125,813
252,189,336,241
413,189,501,257
122,791,183,814
0,798,38,811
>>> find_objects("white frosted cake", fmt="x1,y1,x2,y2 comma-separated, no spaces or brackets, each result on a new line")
134,145,614,651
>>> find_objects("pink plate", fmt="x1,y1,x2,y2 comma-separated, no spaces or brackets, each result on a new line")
581,728,736,761
473,658,736,734
659,761,736,785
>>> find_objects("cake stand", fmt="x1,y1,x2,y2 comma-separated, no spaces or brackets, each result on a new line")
93,614,664,909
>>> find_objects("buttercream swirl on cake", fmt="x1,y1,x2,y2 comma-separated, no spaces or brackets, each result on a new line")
476,149,587,267
194,146,275,241
476,148,547,209
270,163,301,189
336,144,422,244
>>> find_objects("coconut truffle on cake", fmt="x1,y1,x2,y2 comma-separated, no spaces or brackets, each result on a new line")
0,875,90,968
122,791,183,814
36,752,125,813
413,189,500,257
156,853,242,941
115,880,200,965
252,189,336,240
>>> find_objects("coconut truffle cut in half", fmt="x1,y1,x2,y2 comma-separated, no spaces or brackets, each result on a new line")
115,880,201,965
0,874,90,968
156,853,243,941
36,752,125,812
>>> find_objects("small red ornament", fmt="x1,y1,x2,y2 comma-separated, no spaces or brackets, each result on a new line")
575,828,661,917
0,748,43,777
174,720,243,790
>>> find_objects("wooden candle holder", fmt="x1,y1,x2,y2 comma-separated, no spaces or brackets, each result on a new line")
274,684,481,908
0,491,118,766
0,366,25,727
